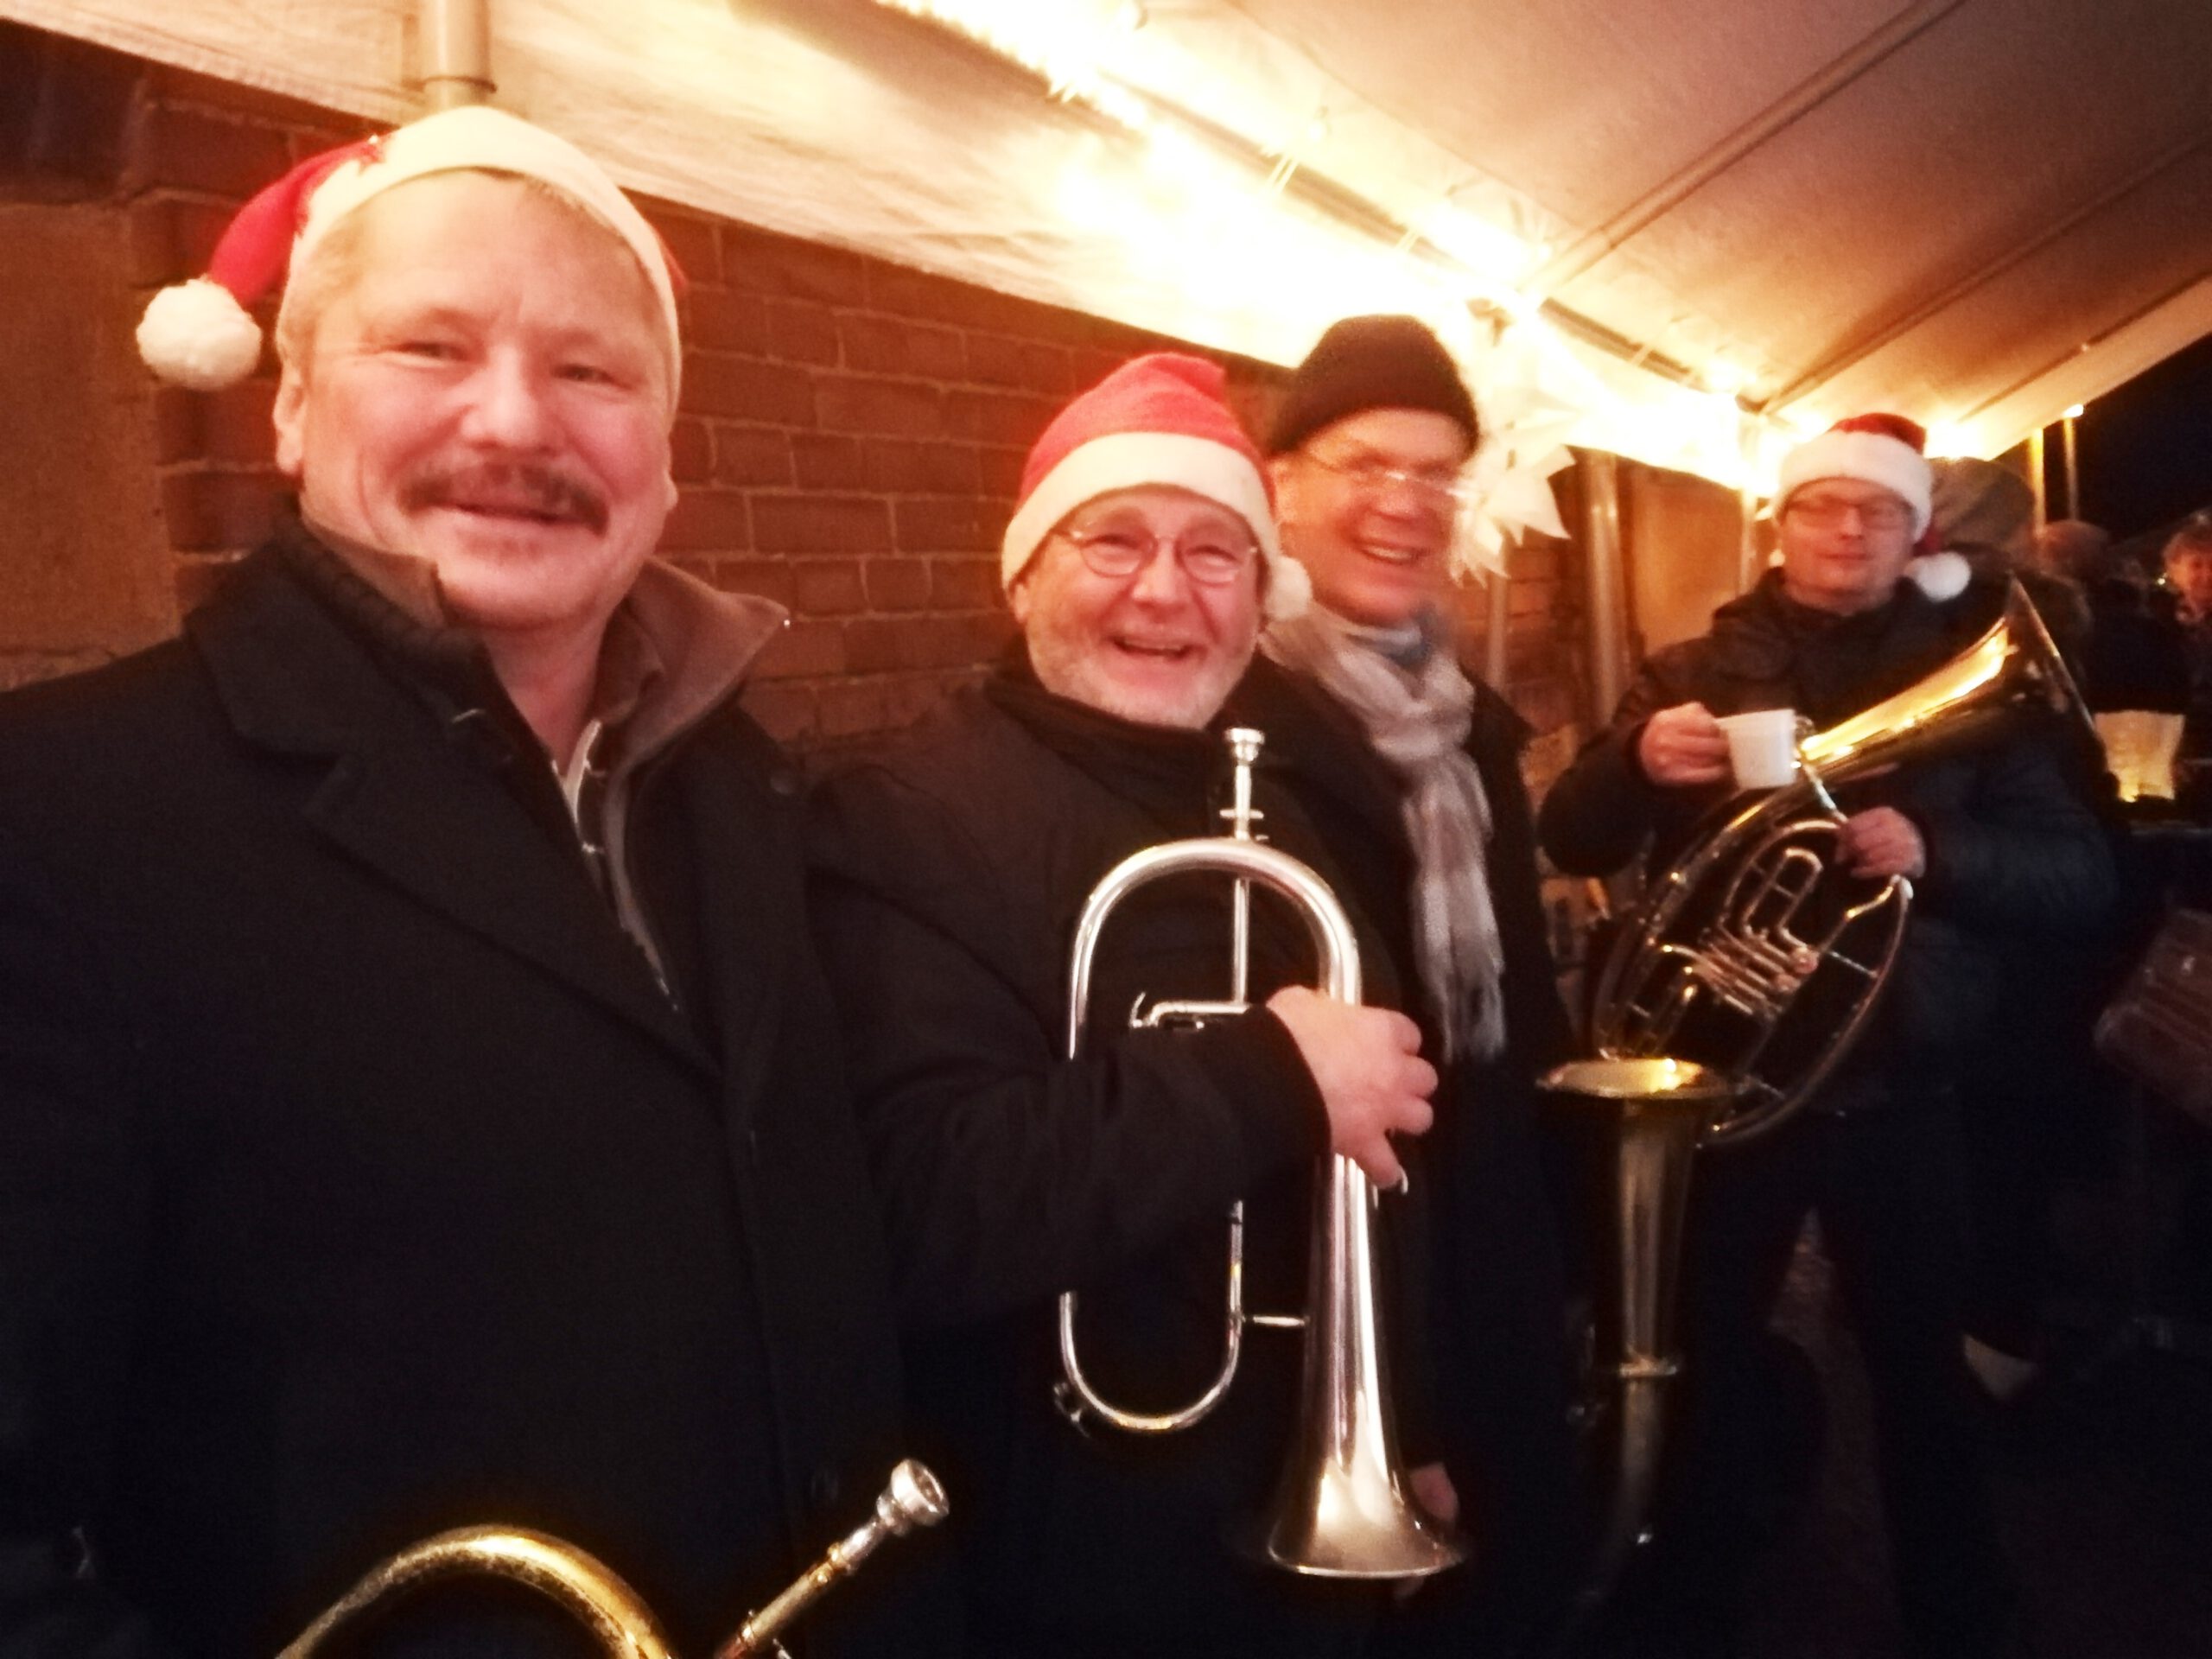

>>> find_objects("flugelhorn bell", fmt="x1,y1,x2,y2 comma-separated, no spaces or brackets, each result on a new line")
1055,727,1464,1580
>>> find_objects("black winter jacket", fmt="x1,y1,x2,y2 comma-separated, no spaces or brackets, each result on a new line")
1225,658,1575,1432
1227,656,1581,1648
808,661,1421,1656
1538,573,2115,1096
0,523,947,1658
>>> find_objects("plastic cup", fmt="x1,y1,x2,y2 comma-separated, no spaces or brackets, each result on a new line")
1718,709,1799,789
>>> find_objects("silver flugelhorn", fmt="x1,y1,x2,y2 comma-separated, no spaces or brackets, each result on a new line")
1054,727,1464,1580
280,1460,948,1658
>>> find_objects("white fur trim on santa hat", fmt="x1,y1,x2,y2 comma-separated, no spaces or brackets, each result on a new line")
137,108,685,400
1775,428,1932,538
292,108,680,379
1906,550,1972,601
1269,554,1313,620
1000,430,1306,621
137,276,265,391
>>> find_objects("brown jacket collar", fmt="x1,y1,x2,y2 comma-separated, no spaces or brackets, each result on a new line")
298,507,787,771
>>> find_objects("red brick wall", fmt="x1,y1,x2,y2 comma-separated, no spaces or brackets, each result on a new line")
639,214,1290,747
10,22,1581,753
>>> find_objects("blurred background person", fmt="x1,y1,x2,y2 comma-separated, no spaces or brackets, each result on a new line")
1927,456,2089,654
2038,518,2190,734
1921,470,2124,1406
2158,511,2212,768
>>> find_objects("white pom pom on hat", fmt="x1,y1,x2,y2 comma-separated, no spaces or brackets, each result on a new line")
1904,550,1972,601
1268,553,1313,620
136,276,267,391
134,109,685,397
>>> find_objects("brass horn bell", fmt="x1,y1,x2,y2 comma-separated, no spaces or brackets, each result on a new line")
1590,580,2089,1146
1551,580,2090,1631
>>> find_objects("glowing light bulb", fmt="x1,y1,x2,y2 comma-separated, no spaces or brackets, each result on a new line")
1419,204,1536,286
1924,421,1975,458
1703,357,1751,397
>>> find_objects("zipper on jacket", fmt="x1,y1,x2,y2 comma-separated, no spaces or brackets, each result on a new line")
553,720,675,1004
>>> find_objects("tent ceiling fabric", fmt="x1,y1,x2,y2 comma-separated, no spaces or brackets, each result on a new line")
1231,0,2212,448
9,0,2209,483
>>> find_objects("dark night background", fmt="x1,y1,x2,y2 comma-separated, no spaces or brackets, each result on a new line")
2043,331,2212,554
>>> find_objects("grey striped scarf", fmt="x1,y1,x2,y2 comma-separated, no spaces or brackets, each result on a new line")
1264,606,1506,1062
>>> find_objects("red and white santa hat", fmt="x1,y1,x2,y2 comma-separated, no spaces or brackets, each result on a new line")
135,105,683,399
1775,411,1968,600
1001,353,1307,621
1775,412,1935,538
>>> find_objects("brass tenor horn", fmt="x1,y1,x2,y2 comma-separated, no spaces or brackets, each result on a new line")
1550,581,2089,1631
1054,727,1464,1580
1590,581,2088,1146
1539,1058,1738,1637
281,1459,947,1659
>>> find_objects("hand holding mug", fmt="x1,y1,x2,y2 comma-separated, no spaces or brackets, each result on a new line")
1637,702,1732,787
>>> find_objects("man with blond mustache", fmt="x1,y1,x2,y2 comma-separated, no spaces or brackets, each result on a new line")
810,353,1446,1658
0,108,944,1656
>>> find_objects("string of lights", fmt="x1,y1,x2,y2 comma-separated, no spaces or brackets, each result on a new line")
864,0,1843,512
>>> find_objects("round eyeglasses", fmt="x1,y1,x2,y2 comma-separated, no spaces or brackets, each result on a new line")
1785,495,1914,532
1302,449,1471,507
1056,523,1260,587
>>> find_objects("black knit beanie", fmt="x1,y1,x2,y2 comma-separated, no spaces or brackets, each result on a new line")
1266,315,1478,456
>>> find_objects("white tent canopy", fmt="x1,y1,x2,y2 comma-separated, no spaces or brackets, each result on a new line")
11,0,2209,497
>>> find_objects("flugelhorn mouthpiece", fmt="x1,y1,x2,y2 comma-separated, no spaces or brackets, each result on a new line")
878,1459,950,1533
718,1461,950,1659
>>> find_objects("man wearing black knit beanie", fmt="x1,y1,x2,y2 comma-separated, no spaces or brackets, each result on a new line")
1232,315,1581,1657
